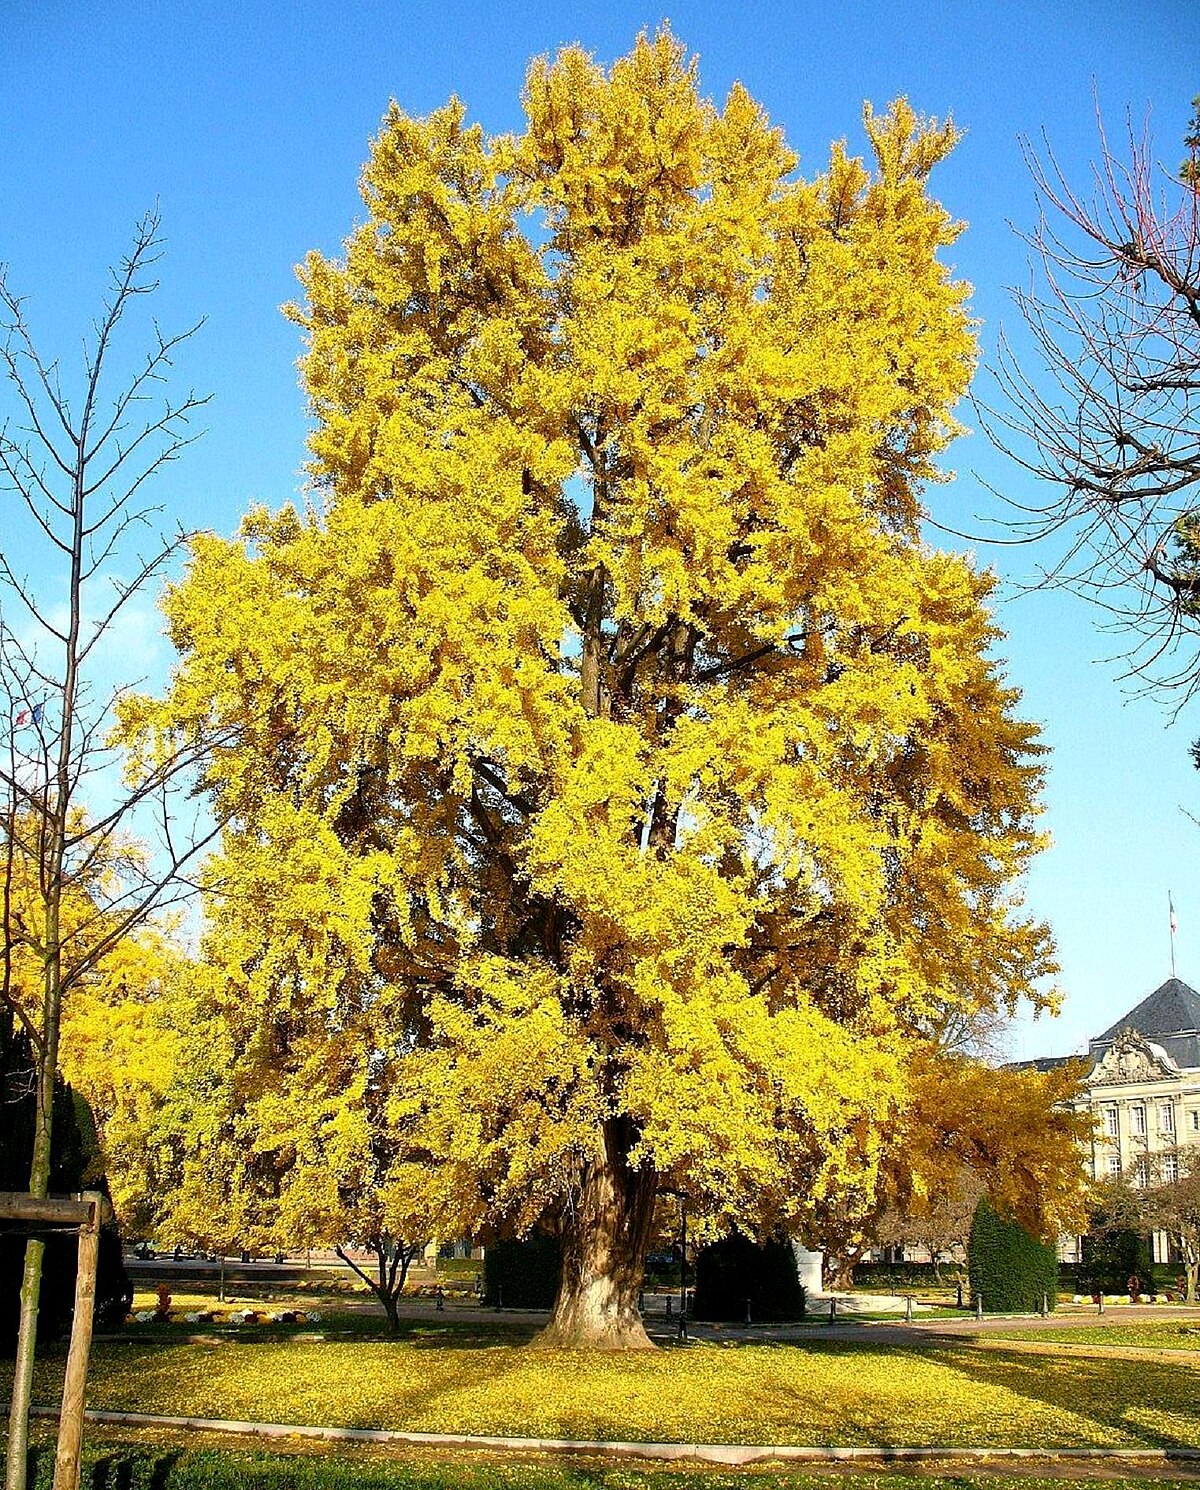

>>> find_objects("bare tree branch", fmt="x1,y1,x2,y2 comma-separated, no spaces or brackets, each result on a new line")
0,212,217,1490
978,97,1200,695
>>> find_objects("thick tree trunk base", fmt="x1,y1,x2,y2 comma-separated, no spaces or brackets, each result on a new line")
535,1121,657,1351
534,1289,653,1351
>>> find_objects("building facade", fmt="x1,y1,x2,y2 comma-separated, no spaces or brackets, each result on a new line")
1030,977,1200,1262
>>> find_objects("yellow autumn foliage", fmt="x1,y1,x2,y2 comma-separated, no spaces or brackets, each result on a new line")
127,32,1084,1340
12,1332,1200,1450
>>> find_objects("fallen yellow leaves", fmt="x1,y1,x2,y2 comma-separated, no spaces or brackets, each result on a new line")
10,1336,1200,1448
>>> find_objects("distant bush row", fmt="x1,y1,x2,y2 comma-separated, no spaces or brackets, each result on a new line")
483,1231,806,1320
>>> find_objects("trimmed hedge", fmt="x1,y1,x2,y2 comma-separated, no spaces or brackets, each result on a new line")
967,1197,1057,1314
482,1231,561,1309
692,1232,806,1322
852,1260,965,1288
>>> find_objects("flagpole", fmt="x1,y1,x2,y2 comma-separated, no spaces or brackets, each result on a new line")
1170,893,1178,979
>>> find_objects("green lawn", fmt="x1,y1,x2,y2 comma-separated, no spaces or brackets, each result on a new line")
7,1325,1200,1450
990,1321,1200,1352
14,1434,1200,1490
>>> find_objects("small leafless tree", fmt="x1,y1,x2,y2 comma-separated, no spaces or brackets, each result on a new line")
0,212,224,1490
1111,1148,1200,1302
872,1169,985,1282
984,97,1200,695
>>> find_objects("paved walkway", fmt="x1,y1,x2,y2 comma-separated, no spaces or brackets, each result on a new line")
736,1303,1200,1348
359,1296,1200,1347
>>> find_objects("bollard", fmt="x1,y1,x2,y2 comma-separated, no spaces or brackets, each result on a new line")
1040,1292,1048,1318
905,1294,913,1323
1098,1294,1104,1315
665,1295,672,1320
829,1296,837,1322
745,1297,752,1327
975,1293,983,1320
678,1310,688,1342
956,1282,963,1309
497,1285,503,1311
638,1288,645,1313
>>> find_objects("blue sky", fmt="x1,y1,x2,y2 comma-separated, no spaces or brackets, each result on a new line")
2,0,1195,1059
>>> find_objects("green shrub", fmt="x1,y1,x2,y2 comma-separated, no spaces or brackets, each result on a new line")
1079,1213,1152,1296
852,1260,965,1289
967,1197,1057,1314
1,1013,131,1351
1150,1260,1188,1292
482,1231,560,1308
692,1232,806,1322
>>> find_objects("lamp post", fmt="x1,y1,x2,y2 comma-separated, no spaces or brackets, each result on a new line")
679,1204,688,1319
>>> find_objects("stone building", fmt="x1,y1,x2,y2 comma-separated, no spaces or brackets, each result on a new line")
1029,976,1200,1262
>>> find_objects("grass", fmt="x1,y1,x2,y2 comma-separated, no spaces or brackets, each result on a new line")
435,1256,483,1280
8,1323,1200,1450
16,1428,1200,1490
128,1263,481,1328
795,1308,966,1323
132,1289,328,1312
989,1321,1200,1352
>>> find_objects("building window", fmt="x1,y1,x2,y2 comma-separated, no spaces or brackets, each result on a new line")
1191,1110,1199,1133
1161,1103,1175,1134
1107,1154,1122,1177
1163,1154,1180,1184
1105,1107,1120,1137
1131,1105,1147,1136
1135,1155,1151,1188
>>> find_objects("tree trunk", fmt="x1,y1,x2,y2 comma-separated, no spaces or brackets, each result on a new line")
53,1194,102,1490
336,1238,413,1335
5,1236,46,1490
536,1121,656,1350
6,961,61,1490
824,1249,859,1291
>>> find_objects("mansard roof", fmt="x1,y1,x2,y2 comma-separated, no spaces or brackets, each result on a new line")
1091,977,1200,1071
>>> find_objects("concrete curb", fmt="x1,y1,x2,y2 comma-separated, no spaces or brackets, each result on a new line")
17,1407,1200,1466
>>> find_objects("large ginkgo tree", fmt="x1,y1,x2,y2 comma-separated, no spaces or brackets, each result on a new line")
132,32,1085,1348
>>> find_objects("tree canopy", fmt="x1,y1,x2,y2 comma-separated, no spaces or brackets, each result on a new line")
133,32,1085,1347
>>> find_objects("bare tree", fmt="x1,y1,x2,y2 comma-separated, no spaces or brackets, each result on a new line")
0,213,223,1490
872,1169,985,1282
1107,1149,1200,1302
983,97,1200,694
1147,1152,1200,1303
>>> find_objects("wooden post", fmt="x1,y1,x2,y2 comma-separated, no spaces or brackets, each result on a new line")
52,1192,103,1490
2,1192,109,1490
